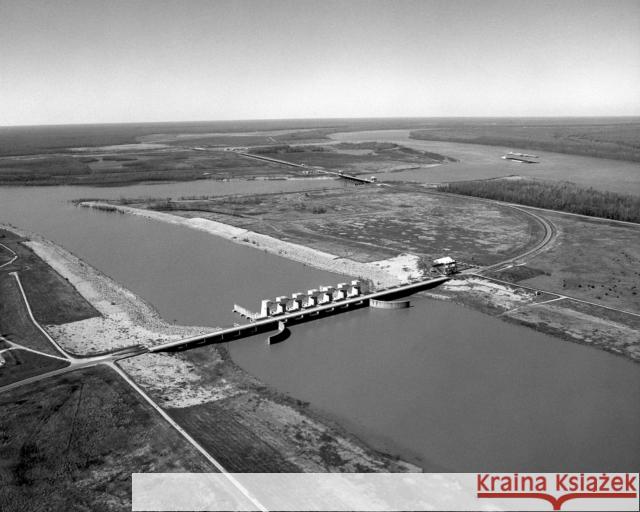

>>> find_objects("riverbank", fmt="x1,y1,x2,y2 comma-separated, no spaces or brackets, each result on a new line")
422,275,640,363
7,225,418,472
80,201,404,287
16,230,209,355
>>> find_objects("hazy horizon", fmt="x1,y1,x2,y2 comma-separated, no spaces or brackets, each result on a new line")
1,0,639,126
3,114,640,131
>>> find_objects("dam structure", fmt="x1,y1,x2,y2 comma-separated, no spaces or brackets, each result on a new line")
151,276,449,352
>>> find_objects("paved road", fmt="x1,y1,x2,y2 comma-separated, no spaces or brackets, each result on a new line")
0,242,18,269
1,263,268,509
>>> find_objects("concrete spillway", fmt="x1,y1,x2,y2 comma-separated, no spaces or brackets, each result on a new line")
150,276,448,352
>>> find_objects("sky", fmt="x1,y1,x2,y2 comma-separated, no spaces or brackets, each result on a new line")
1,0,639,126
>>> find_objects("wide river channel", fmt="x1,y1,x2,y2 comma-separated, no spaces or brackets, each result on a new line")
1,178,638,471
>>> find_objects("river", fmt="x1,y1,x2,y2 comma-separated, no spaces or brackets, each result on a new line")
1,177,638,471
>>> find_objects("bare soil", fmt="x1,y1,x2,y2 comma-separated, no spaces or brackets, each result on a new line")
119,345,418,473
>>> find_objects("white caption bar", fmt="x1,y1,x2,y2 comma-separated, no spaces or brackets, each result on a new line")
132,473,640,511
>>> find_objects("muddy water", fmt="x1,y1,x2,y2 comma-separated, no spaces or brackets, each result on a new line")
1,179,639,471
0,179,346,327
229,295,640,471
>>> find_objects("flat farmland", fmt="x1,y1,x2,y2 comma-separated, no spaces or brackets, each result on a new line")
0,366,214,511
330,130,640,195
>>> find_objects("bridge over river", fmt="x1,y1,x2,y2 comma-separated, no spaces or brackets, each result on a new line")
150,276,448,352
237,152,377,184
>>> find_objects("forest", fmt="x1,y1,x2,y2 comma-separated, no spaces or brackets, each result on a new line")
438,178,640,223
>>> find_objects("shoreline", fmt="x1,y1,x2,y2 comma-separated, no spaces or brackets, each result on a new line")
2,223,210,355
77,202,640,364
2,223,420,472
422,275,640,364
80,201,409,287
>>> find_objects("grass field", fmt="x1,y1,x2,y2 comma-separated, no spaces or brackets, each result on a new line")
0,229,98,325
120,186,542,268
488,210,640,312
0,365,213,510
0,274,60,356
0,349,69,387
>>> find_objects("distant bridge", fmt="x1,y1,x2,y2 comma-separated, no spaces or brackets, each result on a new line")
150,276,448,352
237,152,377,184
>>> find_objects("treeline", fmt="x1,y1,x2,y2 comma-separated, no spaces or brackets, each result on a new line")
438,179,640,223
410,125,640,163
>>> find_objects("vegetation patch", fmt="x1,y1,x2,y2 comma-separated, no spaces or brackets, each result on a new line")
0,366,213,510
438,178,640,223
0,157,90,182
0,229,99,325
0,349,69,387
0,274,60,356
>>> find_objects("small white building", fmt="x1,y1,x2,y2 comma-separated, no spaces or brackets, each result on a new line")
433,256,457,275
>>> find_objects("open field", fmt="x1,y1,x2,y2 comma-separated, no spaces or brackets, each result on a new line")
487,210,640,312
0,230,99,325
116,186,542,270
410,118,640,162
331,129,640,195
0,366,213,510
0,273,61,356
0,349,69,387
118,346,417,473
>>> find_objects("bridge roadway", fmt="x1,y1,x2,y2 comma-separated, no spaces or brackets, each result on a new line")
237,152,376,184
150,276,449,352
